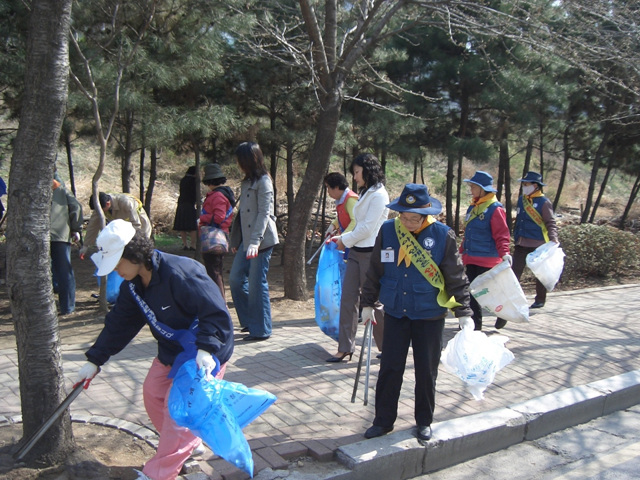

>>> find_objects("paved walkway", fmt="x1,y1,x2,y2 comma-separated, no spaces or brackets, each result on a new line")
2,284,640,479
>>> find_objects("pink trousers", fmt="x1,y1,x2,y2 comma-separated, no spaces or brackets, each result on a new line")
142,357,226,480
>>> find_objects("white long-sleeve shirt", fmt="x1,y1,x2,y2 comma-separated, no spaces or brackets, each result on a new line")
339,183,389,249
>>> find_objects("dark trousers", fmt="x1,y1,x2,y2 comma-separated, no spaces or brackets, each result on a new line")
203,252,226,300
513,245,547,304
51,241,75,315
466,263,504,330
374,313,445,428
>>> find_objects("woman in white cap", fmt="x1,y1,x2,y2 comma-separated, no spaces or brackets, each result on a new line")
360,183,473,441
513,171,559,309
460,171,511,330
75,219,234,480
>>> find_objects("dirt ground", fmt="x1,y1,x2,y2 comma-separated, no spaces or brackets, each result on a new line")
0,240,638,479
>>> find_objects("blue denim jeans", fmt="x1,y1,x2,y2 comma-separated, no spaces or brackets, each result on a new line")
229,242,273,338
51,241,75,315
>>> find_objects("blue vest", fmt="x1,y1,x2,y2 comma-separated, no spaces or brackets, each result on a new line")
514,196,547,242
462,202,501,258
378,219,449,320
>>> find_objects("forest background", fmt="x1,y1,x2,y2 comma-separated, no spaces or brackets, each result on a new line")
1,0,640,472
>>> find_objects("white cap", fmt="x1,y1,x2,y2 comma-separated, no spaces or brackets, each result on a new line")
91,219,136,276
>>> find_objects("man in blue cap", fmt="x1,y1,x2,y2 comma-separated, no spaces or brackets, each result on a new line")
360,183,473,441
513,171,559,308
460,171,511,330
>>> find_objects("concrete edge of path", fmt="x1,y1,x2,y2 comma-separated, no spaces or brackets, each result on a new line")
331,369,640,480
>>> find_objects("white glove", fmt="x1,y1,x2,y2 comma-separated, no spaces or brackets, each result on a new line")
459,316,474,330
79,245,88,259
75,362,99,389
361,306,376,325
502,254,512,266
324,224,336,237
246,244,259,259
196,349,220,381
71,232,81,243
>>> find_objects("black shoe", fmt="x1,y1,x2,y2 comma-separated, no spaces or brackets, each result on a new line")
530,302,545,309
243,335,270,342
416,425,432,441
326,352,353,363
364,425,393,439
240,327,250,333
182,246,189,250
495,318,507,329
376,353,382,359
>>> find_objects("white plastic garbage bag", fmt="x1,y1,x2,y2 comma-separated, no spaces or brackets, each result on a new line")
469,260,529,323
526,241,565,291
441,325,515,400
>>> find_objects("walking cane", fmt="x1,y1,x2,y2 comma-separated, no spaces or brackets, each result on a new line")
351,321,371,403
363,321,374,406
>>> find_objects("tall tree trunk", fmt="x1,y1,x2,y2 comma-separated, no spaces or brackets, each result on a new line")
589,156,615,223
445,151,455,227
454,152,463,233
553,125,571,211
499,133,513,229
619,171,640,230
121,109,134,193
270,104,279,216
139,145,145,203
581,127,610,223
521,136,534,198
539,120,545,177
63,130,77,197
283,91,341,300
144,146,158,224
8,0,75,464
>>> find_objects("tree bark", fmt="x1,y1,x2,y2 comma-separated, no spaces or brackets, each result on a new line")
553,125,571,211
619,171,640,230
8,0,75,464
589,155,615,223
283,91,342,300
581,127,610,223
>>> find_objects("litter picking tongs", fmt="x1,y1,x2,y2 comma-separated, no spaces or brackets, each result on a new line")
14,380,86,461
351,320,373,405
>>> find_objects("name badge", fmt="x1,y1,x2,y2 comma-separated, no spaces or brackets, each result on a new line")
381,249,395,263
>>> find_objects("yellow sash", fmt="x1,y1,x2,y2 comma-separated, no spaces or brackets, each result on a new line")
394,218,461,309
522,193,549,242
464,193,498,227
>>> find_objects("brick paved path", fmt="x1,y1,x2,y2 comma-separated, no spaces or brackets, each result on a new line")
1,284,639,479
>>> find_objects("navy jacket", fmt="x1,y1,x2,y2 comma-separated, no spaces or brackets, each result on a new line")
86,251,234,368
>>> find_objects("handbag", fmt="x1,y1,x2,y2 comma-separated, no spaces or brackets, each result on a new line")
200,205,233,254
200,225,229,254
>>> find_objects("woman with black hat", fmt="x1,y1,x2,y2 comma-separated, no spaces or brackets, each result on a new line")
200,163,236,298
513,171,559,309
360,183,473,441
460,171,511,330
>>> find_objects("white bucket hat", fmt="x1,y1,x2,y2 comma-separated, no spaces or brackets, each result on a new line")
91,219,136,276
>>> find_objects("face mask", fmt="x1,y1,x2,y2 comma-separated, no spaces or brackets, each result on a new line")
522,185,536,195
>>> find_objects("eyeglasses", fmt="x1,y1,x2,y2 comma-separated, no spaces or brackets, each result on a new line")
399,213,425,226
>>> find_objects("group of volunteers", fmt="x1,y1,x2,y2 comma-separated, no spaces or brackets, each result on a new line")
323,157,558,443
70,142,557,479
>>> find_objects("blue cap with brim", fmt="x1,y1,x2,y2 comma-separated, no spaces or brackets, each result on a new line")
387,183,442,216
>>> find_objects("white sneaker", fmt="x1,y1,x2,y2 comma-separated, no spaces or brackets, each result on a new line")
133,469,152,479
192,443,206,456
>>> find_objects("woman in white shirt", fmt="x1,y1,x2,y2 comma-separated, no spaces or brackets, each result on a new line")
327,153,389,362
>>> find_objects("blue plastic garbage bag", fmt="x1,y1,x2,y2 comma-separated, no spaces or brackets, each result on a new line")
314,242,345,341
95,269,124,303
168,359,277,477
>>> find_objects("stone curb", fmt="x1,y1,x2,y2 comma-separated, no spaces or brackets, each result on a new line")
332,369,640,480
